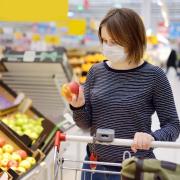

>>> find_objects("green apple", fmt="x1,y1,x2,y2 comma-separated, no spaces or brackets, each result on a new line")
29,132,38,140
24,129,32,136
22,125,31,131
2,144,14,153
1,158,9,166
16,127,22,131
11,153,22,162
2,118,8,124
36,118,44,125
17,166,26,173
3,153,11,160
8,119,16,125
19,160,31,170
8,124,15,129
15,113,22,119
26,123,34,129
16,130,24,136
15,118,25,126
26,157,36,166
34,126,43,134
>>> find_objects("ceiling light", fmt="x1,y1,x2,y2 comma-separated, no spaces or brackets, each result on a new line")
157,0,163,6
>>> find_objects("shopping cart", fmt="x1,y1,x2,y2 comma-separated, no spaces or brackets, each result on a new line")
53,129,180,180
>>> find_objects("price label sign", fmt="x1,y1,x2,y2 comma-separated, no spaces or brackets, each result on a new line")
23,51,36,62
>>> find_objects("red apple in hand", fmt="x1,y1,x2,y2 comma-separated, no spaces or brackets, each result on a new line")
16,150,27,159
69,81,79,96
0,138,6,147
7,160,18,168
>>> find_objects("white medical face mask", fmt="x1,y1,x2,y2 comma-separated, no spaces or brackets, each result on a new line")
102,43,127,63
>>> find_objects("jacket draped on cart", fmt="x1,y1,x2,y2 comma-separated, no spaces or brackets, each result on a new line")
70,60,180,163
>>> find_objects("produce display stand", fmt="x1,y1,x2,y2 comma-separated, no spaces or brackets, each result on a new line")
0,80,75,179
0,49,76,179
1,49,73,123
0,121,45,180
0,80,56,155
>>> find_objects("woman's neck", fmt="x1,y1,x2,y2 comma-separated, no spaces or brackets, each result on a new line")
107,60,144,70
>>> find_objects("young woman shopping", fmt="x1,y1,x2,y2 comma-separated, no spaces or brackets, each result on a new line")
65,8,180,180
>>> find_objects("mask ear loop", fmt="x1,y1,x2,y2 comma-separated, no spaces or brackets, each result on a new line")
123,151,131,161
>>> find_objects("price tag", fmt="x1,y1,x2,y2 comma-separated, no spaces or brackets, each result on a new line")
23,51,36,62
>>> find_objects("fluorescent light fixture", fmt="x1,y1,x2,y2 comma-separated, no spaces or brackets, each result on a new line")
157,0,163,6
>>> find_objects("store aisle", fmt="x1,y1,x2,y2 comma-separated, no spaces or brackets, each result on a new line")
63,68,180,179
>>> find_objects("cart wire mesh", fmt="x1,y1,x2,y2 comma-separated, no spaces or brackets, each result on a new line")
53,131,180,180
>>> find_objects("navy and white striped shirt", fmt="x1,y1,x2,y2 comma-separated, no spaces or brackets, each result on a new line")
71,60,180,163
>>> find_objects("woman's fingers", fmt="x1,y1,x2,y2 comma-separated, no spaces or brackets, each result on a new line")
131,132,154,153
70,86,85,108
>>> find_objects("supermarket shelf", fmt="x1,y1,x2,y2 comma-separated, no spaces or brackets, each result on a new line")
1,52,72,124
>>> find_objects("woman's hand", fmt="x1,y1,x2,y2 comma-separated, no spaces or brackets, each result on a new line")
67,86,85,108
131,132,155,153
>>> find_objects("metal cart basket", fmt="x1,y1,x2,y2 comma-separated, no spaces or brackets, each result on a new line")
53,129,180,180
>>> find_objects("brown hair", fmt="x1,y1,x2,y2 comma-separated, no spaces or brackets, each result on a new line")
98,8,146,64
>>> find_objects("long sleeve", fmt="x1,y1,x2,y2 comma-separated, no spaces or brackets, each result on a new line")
152,68,180,141
70,66,95,129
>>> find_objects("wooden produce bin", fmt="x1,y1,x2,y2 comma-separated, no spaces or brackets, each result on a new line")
0,80,56,155
0,123,45,179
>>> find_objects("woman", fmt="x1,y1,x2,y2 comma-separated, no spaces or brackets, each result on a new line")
66,8,180,180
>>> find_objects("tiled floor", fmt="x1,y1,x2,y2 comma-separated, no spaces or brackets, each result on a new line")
62,68,180,180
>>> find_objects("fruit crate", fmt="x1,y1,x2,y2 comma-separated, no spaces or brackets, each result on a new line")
0,122,45,180
0,80,56,154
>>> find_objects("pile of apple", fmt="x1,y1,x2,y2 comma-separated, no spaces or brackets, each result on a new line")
61,81,79,101
0,137,36,173
1,113,44,141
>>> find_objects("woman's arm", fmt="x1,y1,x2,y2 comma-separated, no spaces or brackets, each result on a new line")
152,68,180,141
70,66,95,129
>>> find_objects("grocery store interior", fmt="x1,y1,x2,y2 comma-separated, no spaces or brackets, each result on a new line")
0,0,180,179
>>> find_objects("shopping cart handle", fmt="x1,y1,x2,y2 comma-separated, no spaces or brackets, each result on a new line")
54,131,180,149
54,131,66,148
54,131,60,147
